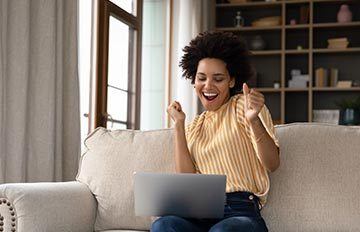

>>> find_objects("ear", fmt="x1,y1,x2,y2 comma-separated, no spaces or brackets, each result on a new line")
229,77,235,88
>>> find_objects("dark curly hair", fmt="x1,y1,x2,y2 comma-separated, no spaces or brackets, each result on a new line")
179,31,254,96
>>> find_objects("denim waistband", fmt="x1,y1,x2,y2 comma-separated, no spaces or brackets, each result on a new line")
225,191,261,208
223,191,263,218
226,191,259,201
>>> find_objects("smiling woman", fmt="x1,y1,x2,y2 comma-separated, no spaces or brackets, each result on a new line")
194,58,236,111
180,31,254,98
158,31,280,232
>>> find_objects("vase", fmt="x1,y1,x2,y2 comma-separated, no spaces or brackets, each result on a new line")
339,108,360,125
250,36,266,50
233,11,244,27
337,4,352,23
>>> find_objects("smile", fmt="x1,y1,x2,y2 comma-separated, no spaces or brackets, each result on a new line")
202,92,218,101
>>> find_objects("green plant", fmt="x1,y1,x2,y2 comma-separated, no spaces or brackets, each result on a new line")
336,96,360,110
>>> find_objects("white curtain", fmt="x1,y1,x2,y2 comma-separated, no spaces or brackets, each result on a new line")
170,0,211,124
0,0,80,183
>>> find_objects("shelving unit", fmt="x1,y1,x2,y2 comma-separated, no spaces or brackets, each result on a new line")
215,0,360,124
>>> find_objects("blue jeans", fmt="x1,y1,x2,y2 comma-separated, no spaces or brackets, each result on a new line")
151,191,268,232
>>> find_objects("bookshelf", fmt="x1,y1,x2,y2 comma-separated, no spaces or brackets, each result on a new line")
214,0,360,124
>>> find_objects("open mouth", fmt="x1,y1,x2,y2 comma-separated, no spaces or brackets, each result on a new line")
202,92,219,101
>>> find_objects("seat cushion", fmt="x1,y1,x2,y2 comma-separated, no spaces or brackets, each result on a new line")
76,127,175,231
263,123,360,231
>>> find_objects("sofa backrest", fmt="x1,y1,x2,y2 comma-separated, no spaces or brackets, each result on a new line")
77,123,360,231
76,127,175,231
263,123,360,231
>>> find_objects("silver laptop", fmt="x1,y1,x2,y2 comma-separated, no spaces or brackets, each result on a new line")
134,172,226,219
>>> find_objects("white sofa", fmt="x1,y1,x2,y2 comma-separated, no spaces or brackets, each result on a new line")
0,123,359,232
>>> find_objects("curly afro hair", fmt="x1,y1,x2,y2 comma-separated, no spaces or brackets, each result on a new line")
179,31,254,96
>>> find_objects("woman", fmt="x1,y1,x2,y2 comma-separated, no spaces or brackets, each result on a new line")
151,31,280,232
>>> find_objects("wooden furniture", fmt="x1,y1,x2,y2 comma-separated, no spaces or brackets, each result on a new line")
214,0,360,124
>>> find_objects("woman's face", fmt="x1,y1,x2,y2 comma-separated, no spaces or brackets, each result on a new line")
195,58,235,111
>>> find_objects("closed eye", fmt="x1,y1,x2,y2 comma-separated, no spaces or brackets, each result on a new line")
196,76,206,81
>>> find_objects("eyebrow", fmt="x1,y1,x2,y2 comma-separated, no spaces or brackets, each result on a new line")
196,72,226,76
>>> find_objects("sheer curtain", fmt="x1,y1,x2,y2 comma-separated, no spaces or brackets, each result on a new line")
0,0,80,183
170,0,212,125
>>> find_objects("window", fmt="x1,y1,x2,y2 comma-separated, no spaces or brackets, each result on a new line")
109,0,136,16
95,0,143,129
140,0,168,130
78,0,92,150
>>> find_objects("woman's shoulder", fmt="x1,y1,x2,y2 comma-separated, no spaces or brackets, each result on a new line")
231,93,244,103
185,113,205,132
230,93,245,111
185,113,207,142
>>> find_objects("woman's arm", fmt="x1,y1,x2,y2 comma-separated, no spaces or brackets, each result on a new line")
243,83,280,172
167,101,196,173
249,118,280,172
174,121,197,173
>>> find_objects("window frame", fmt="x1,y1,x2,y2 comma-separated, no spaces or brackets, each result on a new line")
95,0,143,129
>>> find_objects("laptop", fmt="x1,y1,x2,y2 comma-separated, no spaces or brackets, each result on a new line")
134,172,226,219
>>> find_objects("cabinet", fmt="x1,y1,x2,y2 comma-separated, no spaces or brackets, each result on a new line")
215,0,360,124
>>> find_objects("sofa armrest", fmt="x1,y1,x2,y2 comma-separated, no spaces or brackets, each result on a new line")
0,181,97,232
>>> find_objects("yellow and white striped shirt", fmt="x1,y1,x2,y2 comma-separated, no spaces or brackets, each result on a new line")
185,94,279,206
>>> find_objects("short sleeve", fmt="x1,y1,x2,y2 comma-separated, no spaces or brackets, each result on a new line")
185,116,201,173
185,115,199,142
234,94,279,147
258,105,279,147
234,94,246,126
246,105,280,166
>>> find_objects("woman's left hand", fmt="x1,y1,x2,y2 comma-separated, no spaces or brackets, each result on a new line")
243,83,265,123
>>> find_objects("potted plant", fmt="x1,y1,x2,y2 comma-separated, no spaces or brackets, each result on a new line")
336,96,360,125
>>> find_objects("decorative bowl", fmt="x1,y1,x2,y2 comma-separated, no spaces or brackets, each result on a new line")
251,16,281,27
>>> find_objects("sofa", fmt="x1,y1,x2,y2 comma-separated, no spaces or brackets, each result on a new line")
0,123,359,232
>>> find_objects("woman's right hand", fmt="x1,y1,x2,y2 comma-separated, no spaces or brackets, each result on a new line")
167,101,186,124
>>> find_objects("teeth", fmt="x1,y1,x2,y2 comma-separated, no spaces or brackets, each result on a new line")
203,93,218,97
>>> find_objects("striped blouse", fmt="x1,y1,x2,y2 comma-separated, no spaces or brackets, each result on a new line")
185,94,279,206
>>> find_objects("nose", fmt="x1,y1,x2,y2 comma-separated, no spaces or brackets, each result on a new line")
204,79,214,89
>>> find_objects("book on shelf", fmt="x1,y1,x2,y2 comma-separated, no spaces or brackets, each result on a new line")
299,5,310,24
315,68,328,87
336,81,352,88
330,68,338,87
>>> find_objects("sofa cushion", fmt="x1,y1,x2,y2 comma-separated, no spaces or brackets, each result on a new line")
263,123,360,231
76,127,175,231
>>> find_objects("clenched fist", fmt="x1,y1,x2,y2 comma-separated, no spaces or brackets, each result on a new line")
167,101,186,124
243,83,265,123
